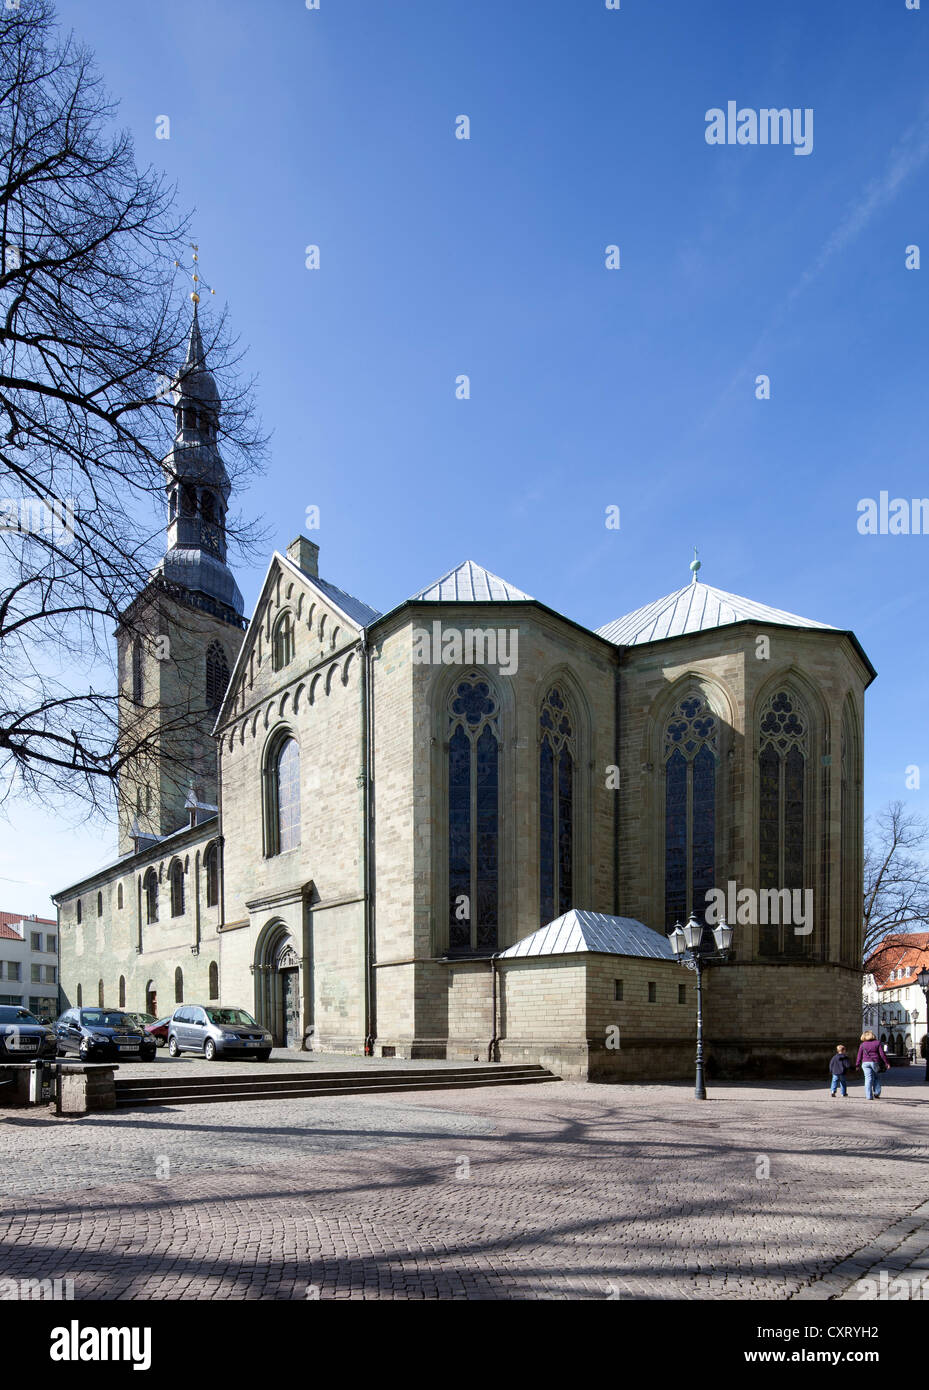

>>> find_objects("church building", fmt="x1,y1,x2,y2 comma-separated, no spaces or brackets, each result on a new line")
53,312,875,1081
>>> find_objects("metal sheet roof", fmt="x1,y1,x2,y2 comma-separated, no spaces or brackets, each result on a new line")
596,580,834,647
498,910,675,959
311,574,382,629
411,560,533,604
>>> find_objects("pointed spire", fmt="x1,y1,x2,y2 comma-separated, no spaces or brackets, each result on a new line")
183,301,207,374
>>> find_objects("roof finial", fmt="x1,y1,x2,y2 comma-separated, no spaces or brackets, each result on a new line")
690,546,701,584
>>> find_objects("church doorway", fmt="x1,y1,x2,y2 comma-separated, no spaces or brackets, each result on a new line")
254,921,304,1049
146,981,157,1017
281,966,300,1049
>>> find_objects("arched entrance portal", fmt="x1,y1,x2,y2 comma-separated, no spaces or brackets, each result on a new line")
254,921,303,1049
145,980,157,1018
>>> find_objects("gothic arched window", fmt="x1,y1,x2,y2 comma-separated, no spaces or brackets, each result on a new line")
539,687,574,925
204,842,220,907
118,976,126,1009
174,966,183,1004
97,891,103,917
447,673,499,953
131,640,143,704
206,641,230,712
272,612,295,671
264,733,300,856
76,983,82,1007
169,860,184,917
758,689,809,957
664,692,718,928
208,961,219,1000
117,883,123,910
143,868,158,924
76,899,82,925
97,978,104,1007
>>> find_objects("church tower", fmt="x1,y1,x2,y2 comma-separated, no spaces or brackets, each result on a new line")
116,304,247,854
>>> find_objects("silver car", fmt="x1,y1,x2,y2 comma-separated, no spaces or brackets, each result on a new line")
167,1005,272,1061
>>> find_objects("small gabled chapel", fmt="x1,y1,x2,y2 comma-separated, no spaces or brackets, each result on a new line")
54,312,875,1080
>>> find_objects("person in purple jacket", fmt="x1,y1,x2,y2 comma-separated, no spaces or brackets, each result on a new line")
856,1031,890,1099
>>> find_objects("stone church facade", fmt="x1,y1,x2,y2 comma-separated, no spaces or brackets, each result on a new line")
53,313,875,1081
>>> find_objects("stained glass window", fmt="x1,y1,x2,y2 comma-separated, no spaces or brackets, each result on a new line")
758,689,808,956
204,843,219,907
539,687,575,924
663,693,718,928
447,674,499,952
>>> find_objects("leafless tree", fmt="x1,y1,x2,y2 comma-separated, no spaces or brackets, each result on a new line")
0,0,264,814
862,801,929,960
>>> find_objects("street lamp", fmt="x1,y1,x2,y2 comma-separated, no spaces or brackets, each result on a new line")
670,911,736,1100
917,969,929,1084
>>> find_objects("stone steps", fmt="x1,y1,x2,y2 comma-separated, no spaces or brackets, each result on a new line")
113,1063,561,1108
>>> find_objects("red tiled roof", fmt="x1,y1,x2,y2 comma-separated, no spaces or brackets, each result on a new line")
864,932,929,990
0,910,55,928
0,922,24,940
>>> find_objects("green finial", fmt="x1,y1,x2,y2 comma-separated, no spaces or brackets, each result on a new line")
690,545,701,583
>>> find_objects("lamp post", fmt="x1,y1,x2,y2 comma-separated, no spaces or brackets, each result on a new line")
669,912,736,1101
917,969,929,1084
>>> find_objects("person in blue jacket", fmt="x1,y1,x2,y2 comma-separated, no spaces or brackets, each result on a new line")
828,1044,851,1097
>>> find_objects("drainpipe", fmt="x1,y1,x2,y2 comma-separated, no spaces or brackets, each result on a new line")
488,951,500,1062
613,655,621,915
361,634,376,1055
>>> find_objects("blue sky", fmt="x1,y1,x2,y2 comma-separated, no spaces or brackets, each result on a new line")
3,0,928,913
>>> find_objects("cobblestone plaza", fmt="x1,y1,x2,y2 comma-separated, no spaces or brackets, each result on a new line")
2,1062,928,1303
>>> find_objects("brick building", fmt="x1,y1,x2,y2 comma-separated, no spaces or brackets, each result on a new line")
52,310,874,1080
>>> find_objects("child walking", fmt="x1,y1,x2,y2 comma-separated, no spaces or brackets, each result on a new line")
829,1044,851,1097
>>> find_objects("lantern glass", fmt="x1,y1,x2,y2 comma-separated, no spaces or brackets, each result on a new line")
682,914,703,951
669,924,686,957
712,918,734,953
918,969,929,991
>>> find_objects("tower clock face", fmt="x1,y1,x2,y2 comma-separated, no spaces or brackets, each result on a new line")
202,522,221,557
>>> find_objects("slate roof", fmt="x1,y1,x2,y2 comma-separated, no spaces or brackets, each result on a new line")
312,574,382,629
411,560,533,604
498,910,674,960
597,580,835,647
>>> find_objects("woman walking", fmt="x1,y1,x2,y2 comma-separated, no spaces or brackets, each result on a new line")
856,1031,890,1100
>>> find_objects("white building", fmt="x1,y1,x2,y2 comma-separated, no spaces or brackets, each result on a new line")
0,912,60,1021
862,931,929,1058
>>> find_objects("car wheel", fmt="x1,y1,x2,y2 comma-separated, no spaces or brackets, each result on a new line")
255,1050,271,1062
204,1039,217,1061
168,1036,179,1057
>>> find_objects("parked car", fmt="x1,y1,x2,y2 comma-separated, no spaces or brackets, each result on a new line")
124,1011,157,1032
144,1016,171,1048
0,1005,57,1059
55,1008,157,1062
168,1005,272,1061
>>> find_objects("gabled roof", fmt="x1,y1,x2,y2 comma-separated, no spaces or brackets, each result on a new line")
597,580,835,647
498,909,674,960
214,551,381,729
410,560,533,604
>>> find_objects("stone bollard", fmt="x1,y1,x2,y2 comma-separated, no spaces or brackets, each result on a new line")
59,1066,117,1115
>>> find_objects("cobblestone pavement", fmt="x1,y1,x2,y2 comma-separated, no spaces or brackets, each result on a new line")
1,1066,926,1300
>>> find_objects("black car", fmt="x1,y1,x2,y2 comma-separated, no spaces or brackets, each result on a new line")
0,1005,57,1059
55,1007,156,1062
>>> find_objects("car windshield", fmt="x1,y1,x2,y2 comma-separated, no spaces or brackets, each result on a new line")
80,1010,135,1029
0,1006,41,1025
205,1008,257,1026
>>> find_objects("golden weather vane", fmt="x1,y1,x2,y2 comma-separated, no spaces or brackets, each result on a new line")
174,242,216,306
